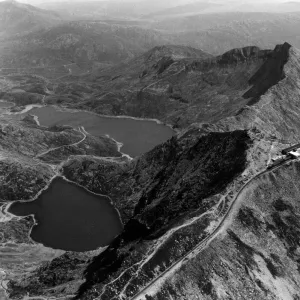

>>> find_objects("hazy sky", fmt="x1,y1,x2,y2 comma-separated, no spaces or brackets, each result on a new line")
13,0,300,3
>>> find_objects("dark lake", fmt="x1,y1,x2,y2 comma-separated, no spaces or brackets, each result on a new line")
9,177,123,252
23,106,174,157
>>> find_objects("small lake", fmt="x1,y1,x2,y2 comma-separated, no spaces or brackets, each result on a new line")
22,106,174,157
9,177,123,252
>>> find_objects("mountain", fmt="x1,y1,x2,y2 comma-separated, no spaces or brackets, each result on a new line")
149,12,300,55
142,1,223,19
36,0,300,20
38,0,205,20
0,20,175,72
0,0,61,36
4,42,300,300
4,5,300,74
45,44,271,128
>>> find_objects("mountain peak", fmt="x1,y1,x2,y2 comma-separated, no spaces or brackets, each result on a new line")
274,41,292,53
217,46,272,64
144,45,212,63
243,42,292,103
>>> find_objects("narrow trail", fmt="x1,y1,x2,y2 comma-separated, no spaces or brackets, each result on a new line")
126,158,294,300
35,126,87,158
98,210,214,299
41,95,46,105
22,294,76,300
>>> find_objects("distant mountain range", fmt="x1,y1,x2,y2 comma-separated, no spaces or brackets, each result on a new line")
2,1,300,74
38,0,204,20
0,20,176,71
149,12,300,55
36,0,300,20
0,0,61,36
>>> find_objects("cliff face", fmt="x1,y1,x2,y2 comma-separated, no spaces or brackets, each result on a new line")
204,42,300,143
243,42,291,103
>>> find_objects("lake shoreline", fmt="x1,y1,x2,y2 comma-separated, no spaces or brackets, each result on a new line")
6,103,177,132
7,175,123,253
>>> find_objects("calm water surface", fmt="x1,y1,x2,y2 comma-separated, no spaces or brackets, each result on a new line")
9,177,123,252
24,106,174,157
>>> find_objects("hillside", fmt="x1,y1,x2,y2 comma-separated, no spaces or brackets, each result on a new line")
0,0,61,36
0,20,175,73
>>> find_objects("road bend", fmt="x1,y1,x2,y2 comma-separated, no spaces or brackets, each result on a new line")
36,126,87,158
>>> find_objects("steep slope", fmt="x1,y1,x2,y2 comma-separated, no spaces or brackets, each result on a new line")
133,160,300,300
204,42,300,142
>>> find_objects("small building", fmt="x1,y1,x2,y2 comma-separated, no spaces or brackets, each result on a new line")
289,151,300,159
282,143,300,155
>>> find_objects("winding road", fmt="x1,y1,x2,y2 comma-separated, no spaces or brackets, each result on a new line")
127,156,293,300
35,126,87,158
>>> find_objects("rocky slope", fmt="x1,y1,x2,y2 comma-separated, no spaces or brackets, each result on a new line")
2,42,300,300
